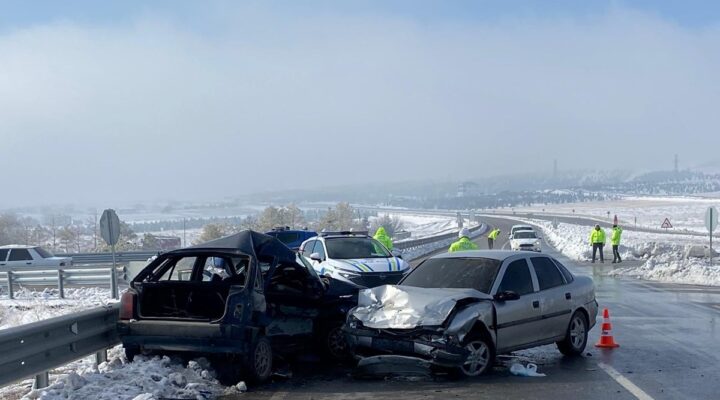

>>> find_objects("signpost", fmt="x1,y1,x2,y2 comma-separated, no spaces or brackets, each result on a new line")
705,207,719,267
100,209,121,299
552,217,559,229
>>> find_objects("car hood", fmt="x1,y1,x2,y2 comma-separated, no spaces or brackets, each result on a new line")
327,257,408,273
350,285,492,329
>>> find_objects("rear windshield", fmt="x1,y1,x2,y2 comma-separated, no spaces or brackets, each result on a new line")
401,257,502,294
513,231,537,239
34,247,54,258
325,237,391,259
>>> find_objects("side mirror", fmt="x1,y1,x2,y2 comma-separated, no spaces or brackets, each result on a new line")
310,252,323,262
494,290,520,301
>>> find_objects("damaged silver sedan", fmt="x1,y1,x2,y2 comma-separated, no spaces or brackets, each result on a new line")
344,251,598,377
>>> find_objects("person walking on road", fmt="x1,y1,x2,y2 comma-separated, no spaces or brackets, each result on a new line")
487,228,501,249
449,228,478,252
373,226,394,251
611,224,623,264
589,224,606,263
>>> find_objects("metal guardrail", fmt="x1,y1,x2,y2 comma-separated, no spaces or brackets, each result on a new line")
0,304,120,389
394,223,484,250
0,265,124,299
56,251,159,265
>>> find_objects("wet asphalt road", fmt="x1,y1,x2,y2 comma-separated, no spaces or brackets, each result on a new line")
223,216,720,400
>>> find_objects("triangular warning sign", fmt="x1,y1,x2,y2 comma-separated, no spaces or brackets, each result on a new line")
661,218,673,229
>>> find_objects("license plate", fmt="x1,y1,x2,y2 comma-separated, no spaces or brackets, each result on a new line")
372,338,414,352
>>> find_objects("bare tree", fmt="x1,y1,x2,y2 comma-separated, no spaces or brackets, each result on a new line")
370,214,405,237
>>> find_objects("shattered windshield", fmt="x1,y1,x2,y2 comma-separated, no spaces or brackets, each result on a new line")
401,257,502,294
325,237,391,259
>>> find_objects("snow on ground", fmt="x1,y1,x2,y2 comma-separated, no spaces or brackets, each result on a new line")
384,213,459,239
0,287,117,330
499,195,720,233
0,346,244,400
514,217,720,286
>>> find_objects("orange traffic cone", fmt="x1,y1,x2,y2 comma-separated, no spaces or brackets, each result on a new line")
595,308,619,348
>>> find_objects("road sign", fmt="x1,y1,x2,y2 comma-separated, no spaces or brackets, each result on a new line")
705,207,718,233
100,209,121,246
661,218,673,229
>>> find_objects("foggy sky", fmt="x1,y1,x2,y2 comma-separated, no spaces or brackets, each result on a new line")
2,2,720,208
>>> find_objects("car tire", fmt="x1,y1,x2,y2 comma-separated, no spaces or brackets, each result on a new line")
321,324,351,361
124,346,139,362
557,311,588,356
457,333,494,377
243,337,273,383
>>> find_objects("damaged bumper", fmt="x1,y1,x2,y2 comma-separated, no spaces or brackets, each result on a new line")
344,326,469,368
118,320,252,354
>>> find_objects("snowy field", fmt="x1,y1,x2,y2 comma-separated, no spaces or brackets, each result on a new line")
499,195,720,233
515,217,720,286
388,213,460,238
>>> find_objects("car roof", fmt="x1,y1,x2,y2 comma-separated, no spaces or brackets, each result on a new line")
431,250,549,261
511,225,533,229
0,245,37,249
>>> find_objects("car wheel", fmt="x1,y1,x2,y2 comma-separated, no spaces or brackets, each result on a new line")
557,311,588,356
324,325,350,360
244,337,273,383
124,346,139,362
458,336,494,377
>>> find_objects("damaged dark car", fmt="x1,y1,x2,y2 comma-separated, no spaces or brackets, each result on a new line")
344,251,597,377
118,231,359,382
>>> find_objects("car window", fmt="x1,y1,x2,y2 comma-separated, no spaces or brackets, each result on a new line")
275,232,300,244
531,257,566,290
324,237,390,259
34,247,54,258
301,240,316,257
552,258,574,283
497,259,534,296
0,249,8,261
8,249,33,261
297,255,320,279
157,256,197,281
312,241,326,259
513,231,537,239
401,257,501,294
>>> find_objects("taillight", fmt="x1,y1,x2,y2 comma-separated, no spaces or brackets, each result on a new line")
120,291,136,320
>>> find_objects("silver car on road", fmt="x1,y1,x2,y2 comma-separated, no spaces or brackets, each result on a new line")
344,250,598,377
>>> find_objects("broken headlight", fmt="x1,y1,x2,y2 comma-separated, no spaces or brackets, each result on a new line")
347,314,362,329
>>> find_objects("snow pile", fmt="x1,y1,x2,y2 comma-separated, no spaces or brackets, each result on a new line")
384,213,460,239
20,347,243,400
521,218,720,286
1,287,117,330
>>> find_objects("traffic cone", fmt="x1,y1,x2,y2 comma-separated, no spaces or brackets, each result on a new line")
595,308,619,348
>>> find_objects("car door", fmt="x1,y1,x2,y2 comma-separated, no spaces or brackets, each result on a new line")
528,256,573,340
8,248,34,268
492,257,544,352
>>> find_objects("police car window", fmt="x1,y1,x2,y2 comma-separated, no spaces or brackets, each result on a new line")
275,232,300,244
312,241,326,259
531,257,565,290
497,259,534,296
325,237,391,259
302,240,316,257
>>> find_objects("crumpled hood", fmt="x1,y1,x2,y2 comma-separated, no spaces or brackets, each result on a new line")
327,257,408,273
351,285,492,329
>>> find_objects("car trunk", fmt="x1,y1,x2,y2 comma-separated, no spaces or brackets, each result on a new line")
135,281,232,321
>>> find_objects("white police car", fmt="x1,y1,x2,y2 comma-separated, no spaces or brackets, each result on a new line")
300,231,410,288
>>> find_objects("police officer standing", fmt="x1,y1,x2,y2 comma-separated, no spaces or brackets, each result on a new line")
449,228,479,252
611,224,623,263
589,224,606,263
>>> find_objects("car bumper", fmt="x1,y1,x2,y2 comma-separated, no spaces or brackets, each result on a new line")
118,319,251,354
344,326,469,368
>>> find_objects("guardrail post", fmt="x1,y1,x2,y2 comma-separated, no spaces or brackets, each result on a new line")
7,270,14,299
110,266,118,299
95,349,108,366
57,269,65,299
33,371,49,389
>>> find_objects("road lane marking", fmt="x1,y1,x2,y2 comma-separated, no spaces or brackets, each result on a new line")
268,390,288,400
597,362,655,400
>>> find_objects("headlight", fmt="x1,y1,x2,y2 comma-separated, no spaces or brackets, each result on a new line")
346,313,361,329
338,270,361,279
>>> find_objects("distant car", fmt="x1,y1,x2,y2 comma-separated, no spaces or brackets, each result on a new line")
300,231,409,288
510,230,542,252
265,227,318,250
0,245,72,269
118,231,360,383
508,224,534,239
344,251,597,377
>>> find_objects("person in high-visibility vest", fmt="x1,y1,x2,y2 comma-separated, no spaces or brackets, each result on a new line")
449,228,478,252
373,226,393,251
589,224,606,263
487,228,501,249
611,224,623,264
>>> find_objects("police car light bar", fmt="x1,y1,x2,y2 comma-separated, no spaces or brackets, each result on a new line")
319,230,369,237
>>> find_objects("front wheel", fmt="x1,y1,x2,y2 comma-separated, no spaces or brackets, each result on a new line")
557,311,588,356
243,337,273,383
458,336,494,377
